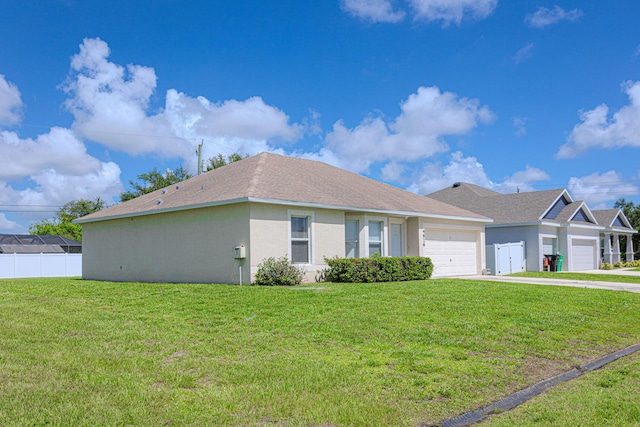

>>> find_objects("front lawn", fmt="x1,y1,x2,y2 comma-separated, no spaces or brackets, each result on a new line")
511,271,640,284
1,278,640,426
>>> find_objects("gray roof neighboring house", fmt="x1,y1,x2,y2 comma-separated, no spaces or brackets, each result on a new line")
592,209,638,234
77,153,491,224
428,182,601,228
429,183,569,225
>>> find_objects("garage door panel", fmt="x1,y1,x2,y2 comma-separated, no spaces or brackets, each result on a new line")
423,229,478,277
571,239,597,271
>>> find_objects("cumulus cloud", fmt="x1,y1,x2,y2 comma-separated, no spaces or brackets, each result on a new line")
342,0,497,25
409,0,498,26
407,151,549,195
558,80,640,158
312,86,493,173
526,6,583,28
0,74,23,126
340,0,405,23
0,127,123,226
63,38,303,169
567,171,639,209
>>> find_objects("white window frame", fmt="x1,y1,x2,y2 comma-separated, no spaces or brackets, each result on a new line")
365,216,388,257
389,219,406,257
288,210,315,265
345,219,360,258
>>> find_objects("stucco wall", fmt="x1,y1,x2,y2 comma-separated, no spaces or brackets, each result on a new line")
82,203,250,284
249,204,345,282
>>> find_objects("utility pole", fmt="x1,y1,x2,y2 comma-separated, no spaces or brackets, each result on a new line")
196,139,204,175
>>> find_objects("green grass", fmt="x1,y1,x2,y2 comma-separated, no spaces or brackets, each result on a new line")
511,271,640,284
482,352,640,427
1,278,640,426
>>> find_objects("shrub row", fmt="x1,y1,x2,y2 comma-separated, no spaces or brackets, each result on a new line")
603,259,640,270
322,256,433,283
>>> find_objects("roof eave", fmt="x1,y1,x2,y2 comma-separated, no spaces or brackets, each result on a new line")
74,196,493,224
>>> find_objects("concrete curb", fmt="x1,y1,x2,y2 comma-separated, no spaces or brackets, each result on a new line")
432,342,640,427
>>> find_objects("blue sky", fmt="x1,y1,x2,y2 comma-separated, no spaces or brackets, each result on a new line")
1,0,640,233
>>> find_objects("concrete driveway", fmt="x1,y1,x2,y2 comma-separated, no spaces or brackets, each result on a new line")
462,268,640,293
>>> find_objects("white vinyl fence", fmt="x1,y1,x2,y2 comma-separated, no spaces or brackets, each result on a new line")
0,253,82,279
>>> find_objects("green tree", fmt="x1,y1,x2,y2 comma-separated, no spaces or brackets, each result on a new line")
29,197,106,242
613,198,640,258
205,152,248,171
120,166,192,202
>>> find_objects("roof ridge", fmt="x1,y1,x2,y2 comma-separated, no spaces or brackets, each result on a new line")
246,152,268,197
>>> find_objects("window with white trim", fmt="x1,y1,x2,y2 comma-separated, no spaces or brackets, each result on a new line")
390,223,403,257
368,220,383,256
345,220,359,258
290,215,310,264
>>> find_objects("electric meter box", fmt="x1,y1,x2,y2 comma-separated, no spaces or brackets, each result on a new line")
234,245,246,259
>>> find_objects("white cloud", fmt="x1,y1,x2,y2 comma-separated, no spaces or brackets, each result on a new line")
512,116,528,137
567,171,639,209
634,44,640,57
513,43,535,64
0,213,22,232
408,0,498,26
316,86,493,173
408,151,549,195
63,38,303,168
0,74,23,126
526,6,583,28
341,0,405,23
341,0,497,25
558,80,640,158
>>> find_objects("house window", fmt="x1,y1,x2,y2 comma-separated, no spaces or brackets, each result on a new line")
390,223,403,257
368,220,383,256
345,220,359,258
290,215,310,263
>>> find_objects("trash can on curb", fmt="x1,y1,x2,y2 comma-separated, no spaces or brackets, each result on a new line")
545,254,559,272
558,254,564,272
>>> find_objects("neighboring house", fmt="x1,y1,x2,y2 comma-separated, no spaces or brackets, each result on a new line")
592,209,637,264
75,153,491,284
428,182,632,272
0,234,82,254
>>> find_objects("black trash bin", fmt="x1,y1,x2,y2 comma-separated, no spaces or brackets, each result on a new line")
545,254,559,272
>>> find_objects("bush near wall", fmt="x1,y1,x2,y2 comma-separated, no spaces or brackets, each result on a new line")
254,257,305,286
322,256,433,283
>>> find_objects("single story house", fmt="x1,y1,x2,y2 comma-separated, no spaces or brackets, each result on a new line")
76,153,492,284
0,234,82,254
428,182,635,272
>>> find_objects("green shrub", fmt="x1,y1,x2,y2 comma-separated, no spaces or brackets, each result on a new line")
322,256,433,283
254,257,305,286
613,261,625,269
601,263,613,270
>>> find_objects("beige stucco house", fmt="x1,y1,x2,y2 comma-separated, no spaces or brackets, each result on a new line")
76,153,491,284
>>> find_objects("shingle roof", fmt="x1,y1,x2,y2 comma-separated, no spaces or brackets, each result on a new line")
77,153,490,223
429,182,566,224
592,209,637,233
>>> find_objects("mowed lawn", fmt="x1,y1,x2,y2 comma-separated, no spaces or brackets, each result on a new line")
1,278,640,426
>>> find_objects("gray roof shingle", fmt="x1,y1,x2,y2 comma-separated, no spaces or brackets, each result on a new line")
78,153,490,223
429,182,566,224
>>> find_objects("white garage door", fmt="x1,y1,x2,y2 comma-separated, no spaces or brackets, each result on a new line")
571,239,597,271
423,229,479,277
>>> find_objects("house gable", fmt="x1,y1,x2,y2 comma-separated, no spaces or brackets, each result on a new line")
543,195,570,220
571,208,593,223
